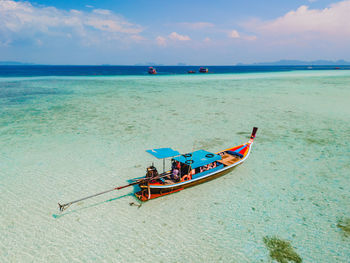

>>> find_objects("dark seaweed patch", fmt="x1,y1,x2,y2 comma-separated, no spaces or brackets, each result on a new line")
236,131,249,135
291,128,303,134
263,236,302,263
337,218,350,237
304,137,328,146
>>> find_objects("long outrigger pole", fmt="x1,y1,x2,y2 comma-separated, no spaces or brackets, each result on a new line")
58,172,171,212
58,182,138,212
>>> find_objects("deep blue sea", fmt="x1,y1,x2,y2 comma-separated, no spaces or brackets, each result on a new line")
0,65,349,77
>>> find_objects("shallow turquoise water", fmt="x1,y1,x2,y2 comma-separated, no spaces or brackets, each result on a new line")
1,71,350,262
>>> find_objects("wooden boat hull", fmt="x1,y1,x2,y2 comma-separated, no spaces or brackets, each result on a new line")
135,188,184,201
136,142,253,201
135,164,240,201
135,127,257,201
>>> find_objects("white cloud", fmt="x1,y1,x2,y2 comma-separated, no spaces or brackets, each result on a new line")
156,36,167,46
251,0,350,40
169,32,191,41
92,9,111,15
177,22,214,30
204,37,211,42
0,0,143,46
130,35,146,41
85,18,141,34
227,29,257,41
228,30,240,39
156,32,191,46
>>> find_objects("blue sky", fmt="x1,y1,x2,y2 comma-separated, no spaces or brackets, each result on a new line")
0,0,349,65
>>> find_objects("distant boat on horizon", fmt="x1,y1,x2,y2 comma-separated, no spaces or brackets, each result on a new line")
148,67,157,74
188,70,196,74
199,67,208,73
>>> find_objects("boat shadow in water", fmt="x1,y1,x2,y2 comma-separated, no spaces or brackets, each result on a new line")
52,192,139,219
127,178,142,192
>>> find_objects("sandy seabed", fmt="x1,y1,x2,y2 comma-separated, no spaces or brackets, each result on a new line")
1,71,350,262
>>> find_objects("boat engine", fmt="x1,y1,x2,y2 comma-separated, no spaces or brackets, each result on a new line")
146,165,158,179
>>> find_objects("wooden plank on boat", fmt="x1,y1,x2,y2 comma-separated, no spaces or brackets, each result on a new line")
217,154,240,166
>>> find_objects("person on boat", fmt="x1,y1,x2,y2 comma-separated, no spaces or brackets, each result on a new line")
172,168,180,181
180,164,188,177
190,168,195,177
212,162,217,168
176,161,181,170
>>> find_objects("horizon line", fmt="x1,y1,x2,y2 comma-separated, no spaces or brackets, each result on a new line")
1,64,350,66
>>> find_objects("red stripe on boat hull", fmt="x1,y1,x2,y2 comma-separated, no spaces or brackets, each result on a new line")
135,188,184,201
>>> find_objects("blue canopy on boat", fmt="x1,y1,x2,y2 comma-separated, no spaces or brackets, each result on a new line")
173,150,222,169
146,148,180,159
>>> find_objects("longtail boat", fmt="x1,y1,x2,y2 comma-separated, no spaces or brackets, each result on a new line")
135,127,258,201
148,67,157,74
199,67,209,73
58,127,257,211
